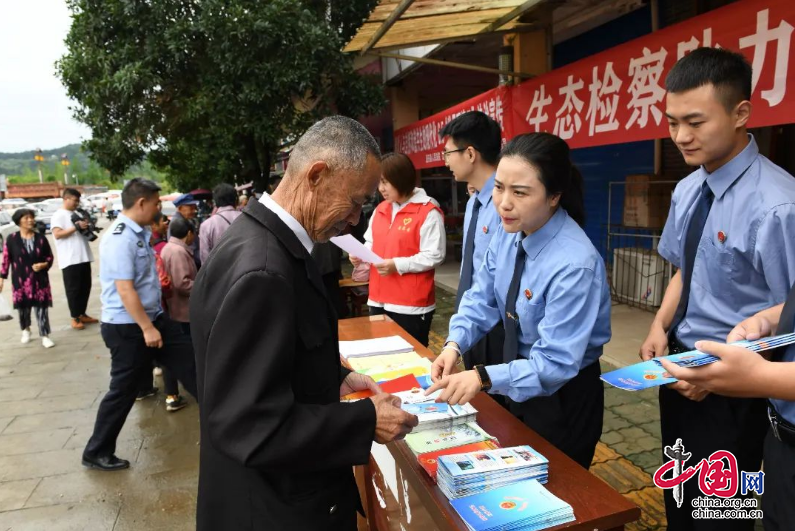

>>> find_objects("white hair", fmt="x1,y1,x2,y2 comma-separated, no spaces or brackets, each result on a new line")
288,116,380,175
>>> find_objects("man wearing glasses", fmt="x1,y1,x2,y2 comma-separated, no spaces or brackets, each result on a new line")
439,112,505,391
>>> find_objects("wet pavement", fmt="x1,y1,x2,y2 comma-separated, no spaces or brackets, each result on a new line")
0,229,198,531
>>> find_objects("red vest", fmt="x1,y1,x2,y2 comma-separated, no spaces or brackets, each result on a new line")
369,200,442,308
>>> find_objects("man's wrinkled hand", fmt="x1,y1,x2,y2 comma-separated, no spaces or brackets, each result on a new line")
340,372,381,397
370,393,418,444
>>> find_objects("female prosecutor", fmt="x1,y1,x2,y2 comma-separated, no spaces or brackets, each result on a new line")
426,133,611,469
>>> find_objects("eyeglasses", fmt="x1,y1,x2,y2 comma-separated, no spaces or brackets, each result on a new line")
442,147,467,162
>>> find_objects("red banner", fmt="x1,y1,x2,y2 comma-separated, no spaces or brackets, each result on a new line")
394,0,795,167
394,86,513,170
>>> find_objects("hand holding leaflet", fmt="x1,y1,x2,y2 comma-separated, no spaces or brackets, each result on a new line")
330,235,383,264
602,332,795,391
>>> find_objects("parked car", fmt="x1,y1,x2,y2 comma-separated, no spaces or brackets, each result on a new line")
31,201,61,233
0,199,29,216
0,211,19,247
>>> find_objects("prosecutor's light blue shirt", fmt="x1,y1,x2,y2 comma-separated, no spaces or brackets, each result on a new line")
100,214,163,324
460,173,501,285
773,343,795,424
658,135,795,348
448,208,612,402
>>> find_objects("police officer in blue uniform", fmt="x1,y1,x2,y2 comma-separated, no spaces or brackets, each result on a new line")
440,112,505,376
661,291,795,531
427,133,611,469
82,179,198,471
639,48,795,531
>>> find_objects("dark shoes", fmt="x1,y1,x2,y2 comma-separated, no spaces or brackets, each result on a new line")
82,453,130,471
136,386,158,400
165,395,188,412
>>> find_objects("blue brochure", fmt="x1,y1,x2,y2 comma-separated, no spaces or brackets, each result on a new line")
601,333,795,391
450,479,574,531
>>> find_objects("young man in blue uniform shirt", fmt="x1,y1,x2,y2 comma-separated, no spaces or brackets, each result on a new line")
640,47,795,530
440,112,505,373
82,178,199,471
661,290,795,531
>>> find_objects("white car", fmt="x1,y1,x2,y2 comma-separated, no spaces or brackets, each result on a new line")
0,199,29,216
0,211,19,247
160,201,176,217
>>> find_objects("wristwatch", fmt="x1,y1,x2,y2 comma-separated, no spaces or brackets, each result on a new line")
474,365,492,391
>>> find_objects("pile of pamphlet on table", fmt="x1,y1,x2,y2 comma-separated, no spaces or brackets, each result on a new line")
436,445,549,499
448,478,575,531
339,336,575,531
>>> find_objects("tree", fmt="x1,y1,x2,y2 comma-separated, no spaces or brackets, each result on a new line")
58,0,384,191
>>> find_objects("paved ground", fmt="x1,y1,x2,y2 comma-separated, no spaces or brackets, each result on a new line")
0,235,754,530
0,228,198,531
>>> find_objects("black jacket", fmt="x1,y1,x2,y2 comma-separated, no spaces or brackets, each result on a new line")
191,199,376,531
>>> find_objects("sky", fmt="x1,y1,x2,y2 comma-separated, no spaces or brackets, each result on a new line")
0,1,91,153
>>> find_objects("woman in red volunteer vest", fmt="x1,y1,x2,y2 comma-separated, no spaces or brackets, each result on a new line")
352,153,446,346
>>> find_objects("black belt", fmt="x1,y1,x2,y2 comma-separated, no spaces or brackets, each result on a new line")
768,402,795,447
667,331,690,354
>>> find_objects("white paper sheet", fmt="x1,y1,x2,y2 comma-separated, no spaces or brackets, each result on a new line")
339,335,415,358
330,234,383,264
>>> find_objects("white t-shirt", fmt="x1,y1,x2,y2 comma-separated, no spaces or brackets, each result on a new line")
51,208,94,269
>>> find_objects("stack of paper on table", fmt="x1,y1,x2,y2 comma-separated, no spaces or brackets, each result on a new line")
406,422,497,455
418,440,502,481
363,357,433,382
394,389,478,432
339,335,415,358
436,445,549,500
449,479,574,531
347,351,422,372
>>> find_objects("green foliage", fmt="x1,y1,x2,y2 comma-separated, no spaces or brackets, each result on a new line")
58,0,384,192
0,143,167,187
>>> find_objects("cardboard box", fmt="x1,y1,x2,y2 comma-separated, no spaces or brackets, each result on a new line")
623,175,675,228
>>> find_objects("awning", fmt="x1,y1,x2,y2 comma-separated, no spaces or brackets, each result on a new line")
344,0,546,54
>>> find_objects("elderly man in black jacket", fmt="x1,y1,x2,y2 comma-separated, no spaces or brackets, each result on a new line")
191,116,419,531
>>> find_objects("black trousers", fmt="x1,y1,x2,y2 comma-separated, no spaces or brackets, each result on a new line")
462,323,509,409
507,361,603,469
85,316,198,457
763,429,795,530
368,306,434,347
659,334,767,531
62,262,92,319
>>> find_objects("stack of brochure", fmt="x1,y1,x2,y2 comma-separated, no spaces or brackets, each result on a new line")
397,392,478,432
405,422,497,455
449,479,575,531
418,440,502,481
436,446,549,500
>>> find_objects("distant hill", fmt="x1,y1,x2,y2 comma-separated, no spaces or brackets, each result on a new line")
0,144,91,176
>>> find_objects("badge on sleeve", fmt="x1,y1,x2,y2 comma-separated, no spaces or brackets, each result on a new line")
137,241,144,248
113,223,126,235
717,231,726,244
